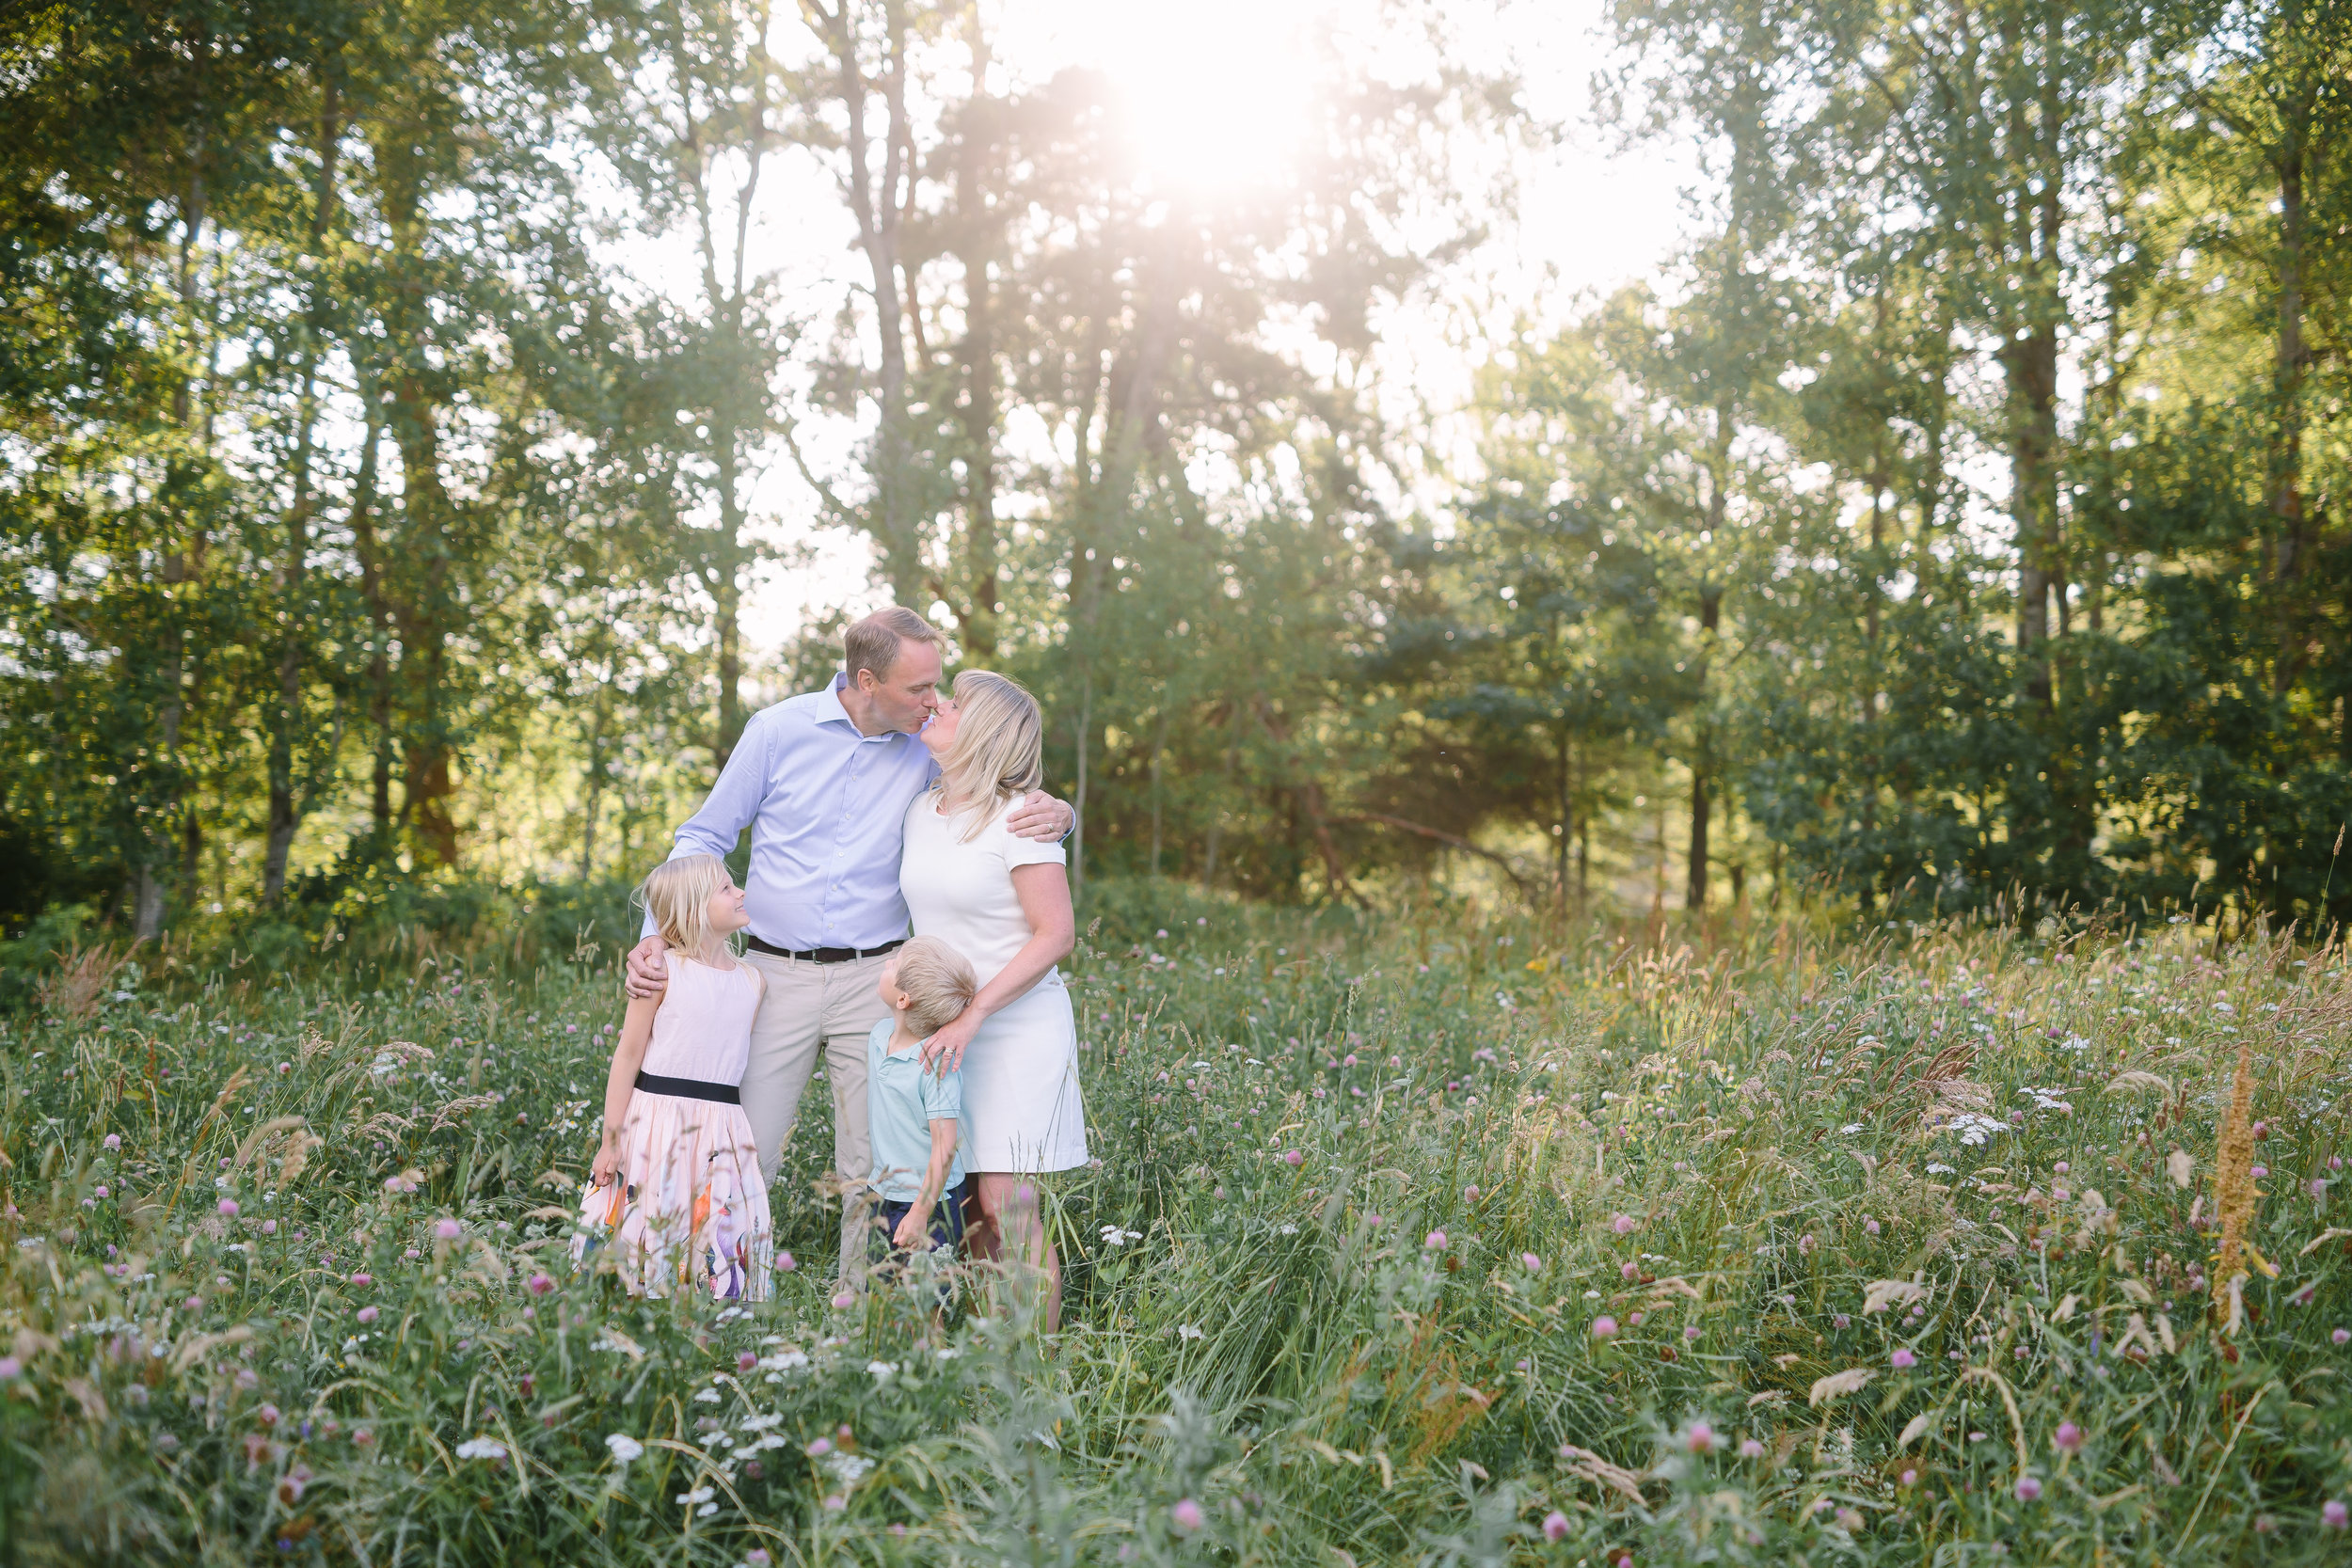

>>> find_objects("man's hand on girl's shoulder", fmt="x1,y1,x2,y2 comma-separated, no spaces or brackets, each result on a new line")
1006,789,1074,843
624,937,669,1001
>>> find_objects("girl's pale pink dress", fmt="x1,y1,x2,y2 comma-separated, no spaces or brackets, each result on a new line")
572,956,772,1300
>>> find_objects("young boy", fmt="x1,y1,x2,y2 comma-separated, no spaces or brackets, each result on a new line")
866,936,978,1267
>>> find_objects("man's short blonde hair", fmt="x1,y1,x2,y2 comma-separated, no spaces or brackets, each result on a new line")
845,606,945,686
894,935,978,1037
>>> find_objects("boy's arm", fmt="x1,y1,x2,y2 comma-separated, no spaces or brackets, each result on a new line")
893,1119,961,1248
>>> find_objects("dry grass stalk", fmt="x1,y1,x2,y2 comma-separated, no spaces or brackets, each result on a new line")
35,943,127,1021
2211,1037,2259,1315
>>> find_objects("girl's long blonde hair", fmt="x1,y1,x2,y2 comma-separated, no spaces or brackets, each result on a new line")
933,670,1043,842
639,853,730,957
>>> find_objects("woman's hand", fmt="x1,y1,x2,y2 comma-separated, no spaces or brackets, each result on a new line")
592,1139,623,1189
892,1208,930,1250
921,1006,984,1072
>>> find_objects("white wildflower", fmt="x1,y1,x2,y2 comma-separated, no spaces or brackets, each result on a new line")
605,1433,644,1465
454,1437,507,1462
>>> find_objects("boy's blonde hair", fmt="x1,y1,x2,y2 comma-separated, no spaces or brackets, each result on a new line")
933,670,1043,843
640,854,730,956
894,935,977,1037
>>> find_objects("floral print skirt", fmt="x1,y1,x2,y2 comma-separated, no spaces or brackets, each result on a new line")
572,1091,772,1301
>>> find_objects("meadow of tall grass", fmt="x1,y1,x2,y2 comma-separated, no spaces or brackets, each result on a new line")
3,892,2349,1565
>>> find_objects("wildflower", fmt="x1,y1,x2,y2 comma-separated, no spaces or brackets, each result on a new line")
2333,1328,2349,1345
1833,1314,1850,1330
526,1273,554,1295
350,1273,373,1288
1423,1229,1447,1250
2323,1499,2348,1528
352,1428,374,1448
454,1437,508,1462
1684,1324,1701,1341
0,1358,17,1380
1171,1498,1204,1533
356,1307,378,1324
1891,1348,1916,1370
1521,1252,1542,1271
1686,1420,1715,1453
436,1218,462,1241
2314,1180,2330,1200
218,1199,239,1218
606,1433,644,1464
806,1437,834,1457
1621,1261,1639,1280
776,1253,797,1272
257,1402,280,1427
261,1219,277,1235
1836,1507,1864,1530
1899,1468,1916,1485
831,1291,857,1310
1282,1149,1303,1167
2054,1162,2069,1174
1612,1213,1637,1235
1592,1316,1618,1338
103,1134,120,1150
739,1352,758,1372
2054,1422,2083,1453
1543,1510,1570,1542
1739,1439,1764,1458
2014,1476,2042,1502
1177,1324,1204,1340
1866,1218,1881,1235
277,1465,310,1506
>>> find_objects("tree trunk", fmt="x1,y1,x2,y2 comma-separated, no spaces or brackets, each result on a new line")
821,0,925,605
349,406,393,847
264,74,341,903
954,17,1001,656
1070,675,1092,901
1555,727,1571,918
580,692,606,882
2270,145,2310,691
1686,578,1720,911
1147,705,1168,878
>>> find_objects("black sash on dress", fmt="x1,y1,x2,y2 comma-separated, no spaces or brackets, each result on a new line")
634,1070,741,1105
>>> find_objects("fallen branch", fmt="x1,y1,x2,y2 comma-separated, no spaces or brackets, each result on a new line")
1335,812,1536,895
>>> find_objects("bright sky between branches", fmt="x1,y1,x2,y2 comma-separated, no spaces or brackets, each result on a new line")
722,0,1694,657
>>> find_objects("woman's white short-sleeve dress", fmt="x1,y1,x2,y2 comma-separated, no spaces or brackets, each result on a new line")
898,792,1089,1174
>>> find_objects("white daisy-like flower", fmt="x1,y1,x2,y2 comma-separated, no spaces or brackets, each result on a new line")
454,1437,507,1462
675,1486,713,1506
605,1433,644,1464
1177,1323,1204,1340
866,1360,898,1380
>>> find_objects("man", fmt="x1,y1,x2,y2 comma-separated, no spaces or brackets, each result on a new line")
624,606,1073,1281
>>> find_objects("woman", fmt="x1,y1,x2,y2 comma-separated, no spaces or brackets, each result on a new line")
899,670,1085,1327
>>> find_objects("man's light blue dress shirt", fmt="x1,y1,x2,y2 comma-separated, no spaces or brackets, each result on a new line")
658,674,940,950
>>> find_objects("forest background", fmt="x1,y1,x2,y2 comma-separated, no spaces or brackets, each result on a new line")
3,0,2348,970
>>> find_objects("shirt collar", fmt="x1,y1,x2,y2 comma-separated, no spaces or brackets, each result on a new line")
818,672,905,744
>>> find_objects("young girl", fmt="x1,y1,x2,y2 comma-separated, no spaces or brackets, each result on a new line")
866,936,979,1268
574,854,773,1300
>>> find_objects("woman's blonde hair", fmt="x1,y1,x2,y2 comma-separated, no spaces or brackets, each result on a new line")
934,669,1043,842
893,935,978,1037
639,854,730,956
